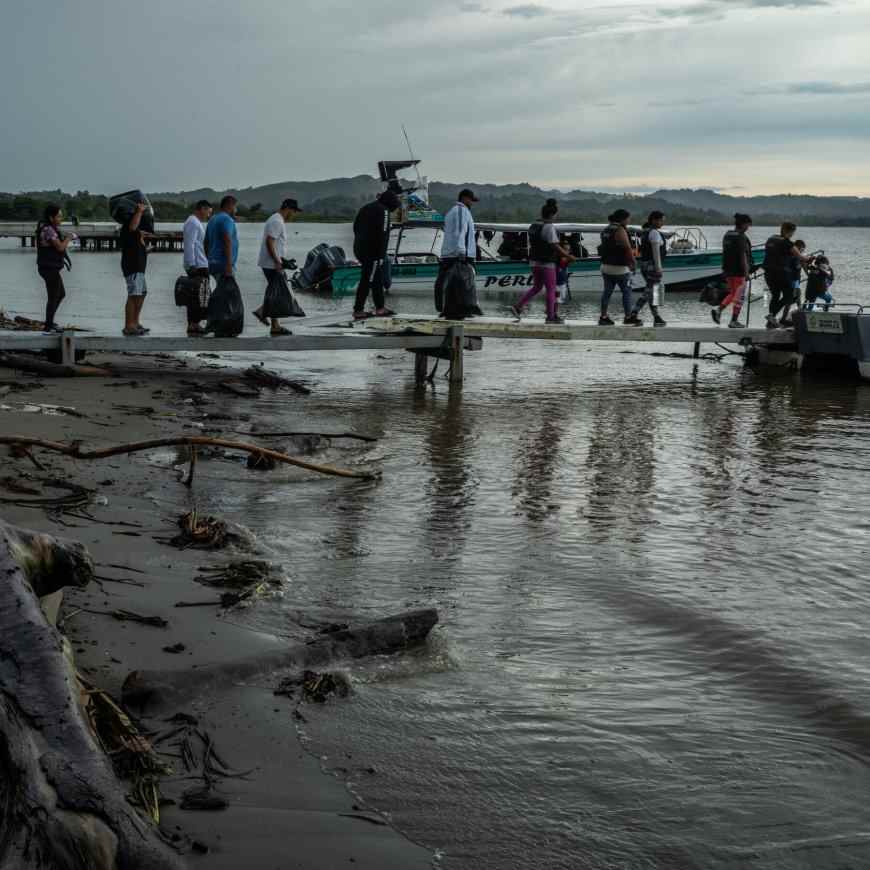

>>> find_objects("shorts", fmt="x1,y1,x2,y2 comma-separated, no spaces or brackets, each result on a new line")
125,273,147,297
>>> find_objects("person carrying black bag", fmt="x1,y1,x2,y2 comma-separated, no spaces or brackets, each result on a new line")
435,188,479,316
352,190,400,320
253,198,305,335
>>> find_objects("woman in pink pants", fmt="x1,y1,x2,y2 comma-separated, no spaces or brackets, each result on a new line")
511,199,576,324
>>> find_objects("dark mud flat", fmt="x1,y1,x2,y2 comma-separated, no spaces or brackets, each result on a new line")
0,354,433,869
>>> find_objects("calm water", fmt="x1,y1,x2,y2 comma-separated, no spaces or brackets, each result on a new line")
4,224,870,868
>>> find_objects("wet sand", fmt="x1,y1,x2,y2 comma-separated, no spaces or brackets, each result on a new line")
0,352,432,868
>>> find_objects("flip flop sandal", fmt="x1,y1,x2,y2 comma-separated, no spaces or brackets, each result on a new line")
122,328,140,337
374,308,396,317
353,311,372,321
253,309,268,325
270,327,292,336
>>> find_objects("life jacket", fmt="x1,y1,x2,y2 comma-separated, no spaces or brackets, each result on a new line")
640,227,667,263
35,222,66,271
598,223,632,267
763,234,794,274
528,221,558,263
721,229,749,276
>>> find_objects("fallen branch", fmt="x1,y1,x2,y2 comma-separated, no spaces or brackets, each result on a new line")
0,352,111,378
243,430,378,442
243,366,311,395
0,434,379,480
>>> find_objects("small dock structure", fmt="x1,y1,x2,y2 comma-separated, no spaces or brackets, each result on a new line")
2,310,867,382
0,222,183,252
0,313,818,384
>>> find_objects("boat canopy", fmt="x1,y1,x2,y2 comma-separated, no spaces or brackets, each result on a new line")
399,219,647,234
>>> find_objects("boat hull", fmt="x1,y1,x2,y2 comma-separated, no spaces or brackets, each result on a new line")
321,250,766,299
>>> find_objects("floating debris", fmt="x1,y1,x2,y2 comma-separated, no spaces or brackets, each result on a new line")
78,674,171,824
169,510,229,550
275,670,351,703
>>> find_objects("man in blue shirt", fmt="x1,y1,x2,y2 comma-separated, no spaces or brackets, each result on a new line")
434,188,478,314
205,195,239,277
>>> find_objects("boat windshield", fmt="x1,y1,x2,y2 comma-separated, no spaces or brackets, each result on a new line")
391,223,712,263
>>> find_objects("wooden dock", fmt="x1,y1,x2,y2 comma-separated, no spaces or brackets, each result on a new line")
0,314,800,385
0,222,183,252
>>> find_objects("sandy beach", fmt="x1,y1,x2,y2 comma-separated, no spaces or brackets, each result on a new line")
0,351,433,868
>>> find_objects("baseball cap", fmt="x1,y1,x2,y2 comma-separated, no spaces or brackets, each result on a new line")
281,198,302,211
459,188,479,202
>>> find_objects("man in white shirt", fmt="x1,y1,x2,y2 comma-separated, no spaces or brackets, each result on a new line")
253,198,302,335
435,188,478,313
182,200,212,335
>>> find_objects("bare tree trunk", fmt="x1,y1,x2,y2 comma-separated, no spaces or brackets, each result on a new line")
0,520,183,870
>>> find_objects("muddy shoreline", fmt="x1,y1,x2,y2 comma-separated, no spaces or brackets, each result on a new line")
0,351,434,868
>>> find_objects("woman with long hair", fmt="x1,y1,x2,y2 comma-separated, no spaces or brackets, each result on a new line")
511,199,575,323
35,204,74,333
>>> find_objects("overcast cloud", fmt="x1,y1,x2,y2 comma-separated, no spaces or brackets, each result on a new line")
2,0,867,195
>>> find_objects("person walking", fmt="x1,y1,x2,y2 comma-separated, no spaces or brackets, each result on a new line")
510,199,575,324
762,222,809,329
120,202,150,336
205,195,240,279
35,204,75,334
351,190,401,320
628,210,667,327
712,213,754,328
435,188,479,313
598,209,637,326
253,198,303,335
182,200,212,335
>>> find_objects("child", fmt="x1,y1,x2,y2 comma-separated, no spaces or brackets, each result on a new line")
789,240,806,314
556,240,571,304
804,256,835,311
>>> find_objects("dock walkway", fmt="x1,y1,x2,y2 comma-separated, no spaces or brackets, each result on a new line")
0,314,798,383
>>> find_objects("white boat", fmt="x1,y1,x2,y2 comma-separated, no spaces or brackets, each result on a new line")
295,158,764,300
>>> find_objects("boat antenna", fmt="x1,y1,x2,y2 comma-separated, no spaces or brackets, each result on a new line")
401,125,424,190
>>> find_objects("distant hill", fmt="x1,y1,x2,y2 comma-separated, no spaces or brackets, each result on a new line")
148,177,870,225
4,179,870,226
651,188,870,224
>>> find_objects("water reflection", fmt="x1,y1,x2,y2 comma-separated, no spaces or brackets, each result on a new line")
511,399,568,523
423,388,478,563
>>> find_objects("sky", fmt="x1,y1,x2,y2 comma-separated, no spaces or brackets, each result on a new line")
2,0,869,197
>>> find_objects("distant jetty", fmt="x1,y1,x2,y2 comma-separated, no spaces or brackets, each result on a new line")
0,221,182,252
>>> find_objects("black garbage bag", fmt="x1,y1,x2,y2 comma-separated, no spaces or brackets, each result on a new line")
441,260,483,320
109,189,155,234
174,274,200,307
699,279,728,306
206,275,245,337
262,270,306,318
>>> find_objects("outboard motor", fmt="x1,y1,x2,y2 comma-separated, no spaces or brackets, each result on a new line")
109,189,155,234
292,243,348,293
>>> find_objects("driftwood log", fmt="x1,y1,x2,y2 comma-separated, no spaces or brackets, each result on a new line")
0,434,378,481
0,520,183,870
0,353,111,378
123,608,439,713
